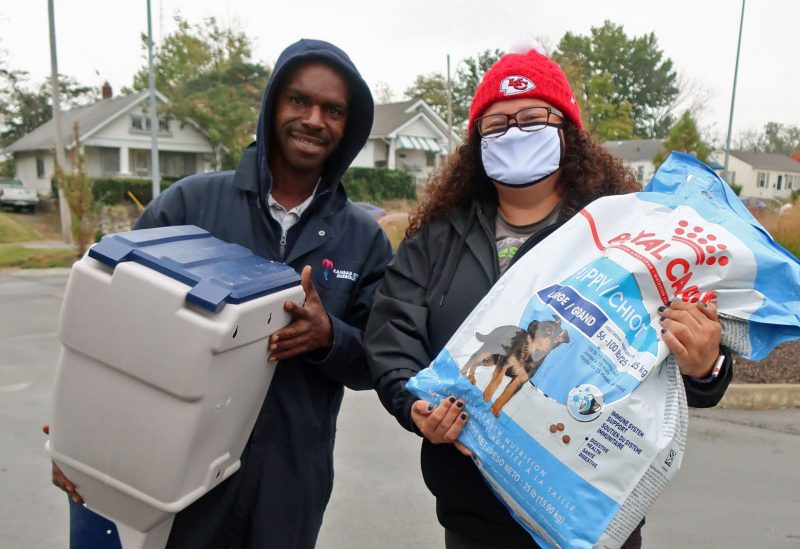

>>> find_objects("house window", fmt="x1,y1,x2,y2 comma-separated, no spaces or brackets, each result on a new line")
99,147,120,174
36,156,45,178
757,172,769,188
777,175,783,191
160,152,197,178
787,174,797,190
374,160,387,168
130,150,151,177
426,152,436,167
131,114,170,132
636,166,645,182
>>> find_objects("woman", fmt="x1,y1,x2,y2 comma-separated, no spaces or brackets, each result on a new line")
364,47,731,548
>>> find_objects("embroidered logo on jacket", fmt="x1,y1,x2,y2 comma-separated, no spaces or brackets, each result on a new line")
322,258,334,280
332,269,359,282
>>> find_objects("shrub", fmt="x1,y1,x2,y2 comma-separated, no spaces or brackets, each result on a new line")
54,124,95,257
342,168,415,203
92,177,178,206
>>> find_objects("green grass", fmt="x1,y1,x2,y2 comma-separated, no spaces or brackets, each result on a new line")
0,212,40,243
0,245,76,269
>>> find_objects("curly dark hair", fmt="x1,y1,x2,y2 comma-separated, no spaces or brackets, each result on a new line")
408,122,640,234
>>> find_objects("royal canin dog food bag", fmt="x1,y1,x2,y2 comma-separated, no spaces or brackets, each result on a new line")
406,152,800,548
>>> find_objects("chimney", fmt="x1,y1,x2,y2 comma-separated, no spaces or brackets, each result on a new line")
102,82,112,99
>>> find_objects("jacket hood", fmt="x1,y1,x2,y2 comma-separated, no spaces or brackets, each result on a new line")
255,39,374,198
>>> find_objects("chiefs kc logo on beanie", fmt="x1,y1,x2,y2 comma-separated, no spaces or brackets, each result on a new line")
500,75,535,96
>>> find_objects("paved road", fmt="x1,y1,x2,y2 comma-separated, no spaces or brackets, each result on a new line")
2,270,798,548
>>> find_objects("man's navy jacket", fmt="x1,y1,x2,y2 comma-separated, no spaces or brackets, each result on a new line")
133,39,393,549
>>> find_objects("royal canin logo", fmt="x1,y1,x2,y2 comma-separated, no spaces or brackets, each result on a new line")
670,220,730,267
581,212,730,305
500,75,535,96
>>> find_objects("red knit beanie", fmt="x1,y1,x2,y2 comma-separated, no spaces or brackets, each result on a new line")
468,48,583,132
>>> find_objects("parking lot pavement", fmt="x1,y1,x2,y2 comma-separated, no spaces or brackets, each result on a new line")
1,270,71,548
3,271,799,548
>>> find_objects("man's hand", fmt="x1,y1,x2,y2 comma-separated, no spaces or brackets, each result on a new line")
411,397,472,457
42,425,83,503
659,300,722,378
268,265,333,362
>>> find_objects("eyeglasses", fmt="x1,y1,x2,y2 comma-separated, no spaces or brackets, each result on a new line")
475,106,564,138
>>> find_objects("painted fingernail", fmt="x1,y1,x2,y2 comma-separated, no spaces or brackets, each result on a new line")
449,396,456,403
661,328,667,334
427,404,434,411
659,316,666,322
460,413,467,421
702,302,709,308
456,400,464,408
657,306,666,312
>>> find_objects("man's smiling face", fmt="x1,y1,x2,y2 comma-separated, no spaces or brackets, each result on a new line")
272,62,349,174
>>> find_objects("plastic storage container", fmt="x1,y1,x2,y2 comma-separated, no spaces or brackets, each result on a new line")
47,225,304,549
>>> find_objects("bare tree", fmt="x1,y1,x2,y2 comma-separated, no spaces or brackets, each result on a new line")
372,81,395,104
734,128,763,152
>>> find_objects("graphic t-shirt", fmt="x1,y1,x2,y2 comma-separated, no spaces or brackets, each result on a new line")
495,202,562,274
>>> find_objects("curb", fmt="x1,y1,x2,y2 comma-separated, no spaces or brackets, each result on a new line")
719,384,800,410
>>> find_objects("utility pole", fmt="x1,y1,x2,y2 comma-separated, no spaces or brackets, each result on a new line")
147,0,160,199
48,0,72,243
723,0,746,183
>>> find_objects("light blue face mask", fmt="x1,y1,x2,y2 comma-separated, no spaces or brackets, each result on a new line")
480,125,563,187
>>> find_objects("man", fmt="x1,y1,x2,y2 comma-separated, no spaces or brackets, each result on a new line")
52,38,393,548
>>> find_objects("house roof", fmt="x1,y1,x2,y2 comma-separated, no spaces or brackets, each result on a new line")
603,138,664,162
371,99,452,139
3,91,158,153
728,150,800,172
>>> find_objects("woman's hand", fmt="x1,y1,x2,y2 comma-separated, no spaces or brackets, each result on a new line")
411,397,472,457
42,425,83,503
659,300,722,379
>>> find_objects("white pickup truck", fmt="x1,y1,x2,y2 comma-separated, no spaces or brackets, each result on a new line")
0,178,39,213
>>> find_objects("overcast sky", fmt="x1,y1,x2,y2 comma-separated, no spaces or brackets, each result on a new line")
1,0,797,144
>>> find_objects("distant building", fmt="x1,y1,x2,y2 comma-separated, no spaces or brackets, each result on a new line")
711,150,800,200
353,99,461,184
2,85,218,195
603,138,664,185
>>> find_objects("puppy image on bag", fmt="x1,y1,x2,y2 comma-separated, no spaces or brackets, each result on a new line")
461,315,570,416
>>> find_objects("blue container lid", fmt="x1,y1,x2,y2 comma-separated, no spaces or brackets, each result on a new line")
88,225,301,313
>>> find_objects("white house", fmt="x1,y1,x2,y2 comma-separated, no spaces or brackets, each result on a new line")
603,138,664,185
711,150,800,200
3,86,217,195
352,99,461,184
